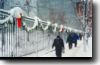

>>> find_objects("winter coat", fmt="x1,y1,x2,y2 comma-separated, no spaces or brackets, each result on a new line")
52,36,64,51
79,34,83,40
66,34,73,43
71,33,79,42
66,33,79,43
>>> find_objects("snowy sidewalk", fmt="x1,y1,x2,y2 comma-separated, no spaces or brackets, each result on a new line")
41,40,83,57
24,37,92,57
42,37,92,57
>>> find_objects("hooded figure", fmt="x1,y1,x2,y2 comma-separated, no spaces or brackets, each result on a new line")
52,35,64,57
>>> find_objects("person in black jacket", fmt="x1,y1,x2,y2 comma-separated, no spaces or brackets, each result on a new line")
52,35,65,57
66,33,73,49
79,33,83,40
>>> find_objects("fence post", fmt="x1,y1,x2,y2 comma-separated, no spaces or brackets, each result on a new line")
2,24,5,57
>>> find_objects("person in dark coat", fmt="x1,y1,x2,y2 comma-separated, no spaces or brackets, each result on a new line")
66,32,79,49
71,33,79,47
79,33,83,40
66,33,73,49
52,35,65,57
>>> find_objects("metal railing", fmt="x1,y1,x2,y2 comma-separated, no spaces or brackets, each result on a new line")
0,9,56,57
0,8,84,57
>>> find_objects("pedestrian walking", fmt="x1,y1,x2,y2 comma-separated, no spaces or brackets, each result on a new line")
52,35,65,57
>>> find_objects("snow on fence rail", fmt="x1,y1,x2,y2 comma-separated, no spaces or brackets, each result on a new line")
0,7,84,57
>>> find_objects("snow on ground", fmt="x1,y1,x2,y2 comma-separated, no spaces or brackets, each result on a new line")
24,37,92,57
0,29,57,57
0,27,92,57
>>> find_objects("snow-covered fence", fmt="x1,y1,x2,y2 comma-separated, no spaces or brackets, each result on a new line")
0,7,84,57
0,9,56,57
